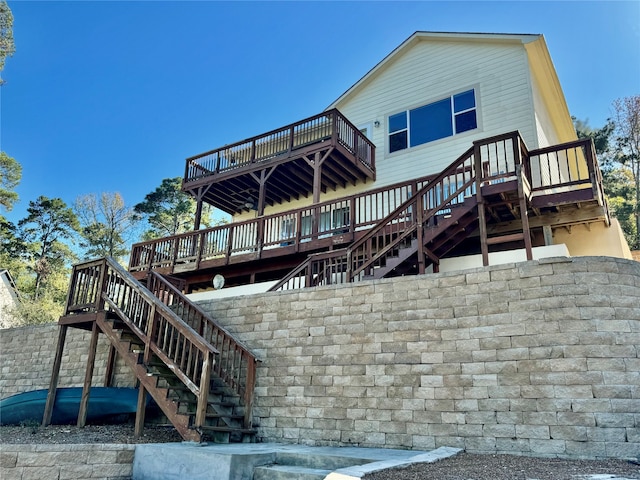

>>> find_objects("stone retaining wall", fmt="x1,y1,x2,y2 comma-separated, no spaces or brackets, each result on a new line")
0,444,134,480
196,256,639,459
1,256,638,460
0,323,134,399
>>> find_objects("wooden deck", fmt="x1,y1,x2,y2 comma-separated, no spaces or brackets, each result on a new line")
131,132,609,292
182,109,376,216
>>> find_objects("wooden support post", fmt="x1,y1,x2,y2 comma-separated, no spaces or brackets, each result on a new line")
77,319,100,428
416,196,425,275
313,152,322,205
193,198,203,231
543,225,553,246
104,344,117,387
474,142,489,266
43,324,68,426
134,385,147,437
517,165,533,261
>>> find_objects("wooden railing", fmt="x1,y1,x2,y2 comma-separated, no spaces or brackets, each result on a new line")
129,174,434,274
65,257,257,429
528,138,608,214
132,132,608,285
272,132,608,291
270,145,477,291
184,109,375,183
145,271,258,428
349,144,477,281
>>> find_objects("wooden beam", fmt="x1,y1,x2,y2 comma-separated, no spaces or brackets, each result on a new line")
42,325,68,426
487,204,606,236
77,319,100,428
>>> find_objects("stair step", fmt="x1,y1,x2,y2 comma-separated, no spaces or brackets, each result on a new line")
184,412,244,420
274,453,371,470
253,465,331,480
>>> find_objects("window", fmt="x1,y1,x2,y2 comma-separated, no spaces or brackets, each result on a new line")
389,89,477,153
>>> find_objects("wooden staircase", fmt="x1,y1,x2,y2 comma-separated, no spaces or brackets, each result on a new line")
44,258,259,443
270,131,609,291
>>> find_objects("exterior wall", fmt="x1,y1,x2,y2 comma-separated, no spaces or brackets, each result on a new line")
334,39,537,190
531,71,560,150
248,38,558,221
0,323,134,399
195,256,639,459
0,444,134,480
2,258,637,459
553,219,633,260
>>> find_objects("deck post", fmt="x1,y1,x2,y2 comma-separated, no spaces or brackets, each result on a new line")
77,319,100,427
474,141,489,266
103,344,117,387
134,385,147,437
194,198,203,231
42,324,68,426
516,165,533,261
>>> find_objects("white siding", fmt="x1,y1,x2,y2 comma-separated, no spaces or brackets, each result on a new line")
334,40,538,189
246,38,552,219
531,70,561,149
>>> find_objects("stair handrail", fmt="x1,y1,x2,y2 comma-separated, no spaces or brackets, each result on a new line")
66,257,219,430
270,145,477,290
269,248,349,291
146,270,259,428
347,145,477,280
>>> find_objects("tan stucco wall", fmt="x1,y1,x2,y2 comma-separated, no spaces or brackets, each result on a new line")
553,219,632,260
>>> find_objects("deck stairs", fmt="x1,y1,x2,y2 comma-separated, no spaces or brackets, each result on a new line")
53,257,258,443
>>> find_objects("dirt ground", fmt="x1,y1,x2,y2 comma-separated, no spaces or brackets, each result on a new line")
1,424,639,479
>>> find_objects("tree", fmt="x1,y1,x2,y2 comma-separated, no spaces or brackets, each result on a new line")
611,95,640,249
75,192,138,262
134,177,219,240
574,115,637,249
18,196,80,299
0,0,15,86
0,151,21,211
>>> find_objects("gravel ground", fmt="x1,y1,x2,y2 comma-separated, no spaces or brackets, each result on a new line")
1,424,639,479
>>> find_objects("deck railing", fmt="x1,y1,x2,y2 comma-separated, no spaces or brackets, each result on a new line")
146,271,258,428
184,109,375,183
65,258,218,428
65,257,258,429
271,132,607,291
132,132,607,281
129,174,435,274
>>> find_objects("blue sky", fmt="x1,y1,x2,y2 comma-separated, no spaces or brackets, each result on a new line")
2,1,639,226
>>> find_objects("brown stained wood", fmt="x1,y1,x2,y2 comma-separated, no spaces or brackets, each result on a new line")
134,385,147,437
43,325,68,427
78,319,100,428
104,344,117,387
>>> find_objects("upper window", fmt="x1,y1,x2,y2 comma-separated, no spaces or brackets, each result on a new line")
389,89,477,153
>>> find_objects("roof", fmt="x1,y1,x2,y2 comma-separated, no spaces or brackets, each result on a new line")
327,31,576,143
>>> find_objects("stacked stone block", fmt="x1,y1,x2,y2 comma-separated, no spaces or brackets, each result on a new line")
0,324,134,398
0,444,134,480
1,256,637,460
196,256,639,459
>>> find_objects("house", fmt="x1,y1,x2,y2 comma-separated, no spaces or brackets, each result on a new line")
48,32,632,444
0,269,20,329
128,31,630,294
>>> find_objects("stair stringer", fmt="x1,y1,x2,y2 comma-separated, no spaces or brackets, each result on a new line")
95,313,200,442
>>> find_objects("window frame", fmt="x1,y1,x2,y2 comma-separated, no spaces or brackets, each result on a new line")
387,88,479,155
